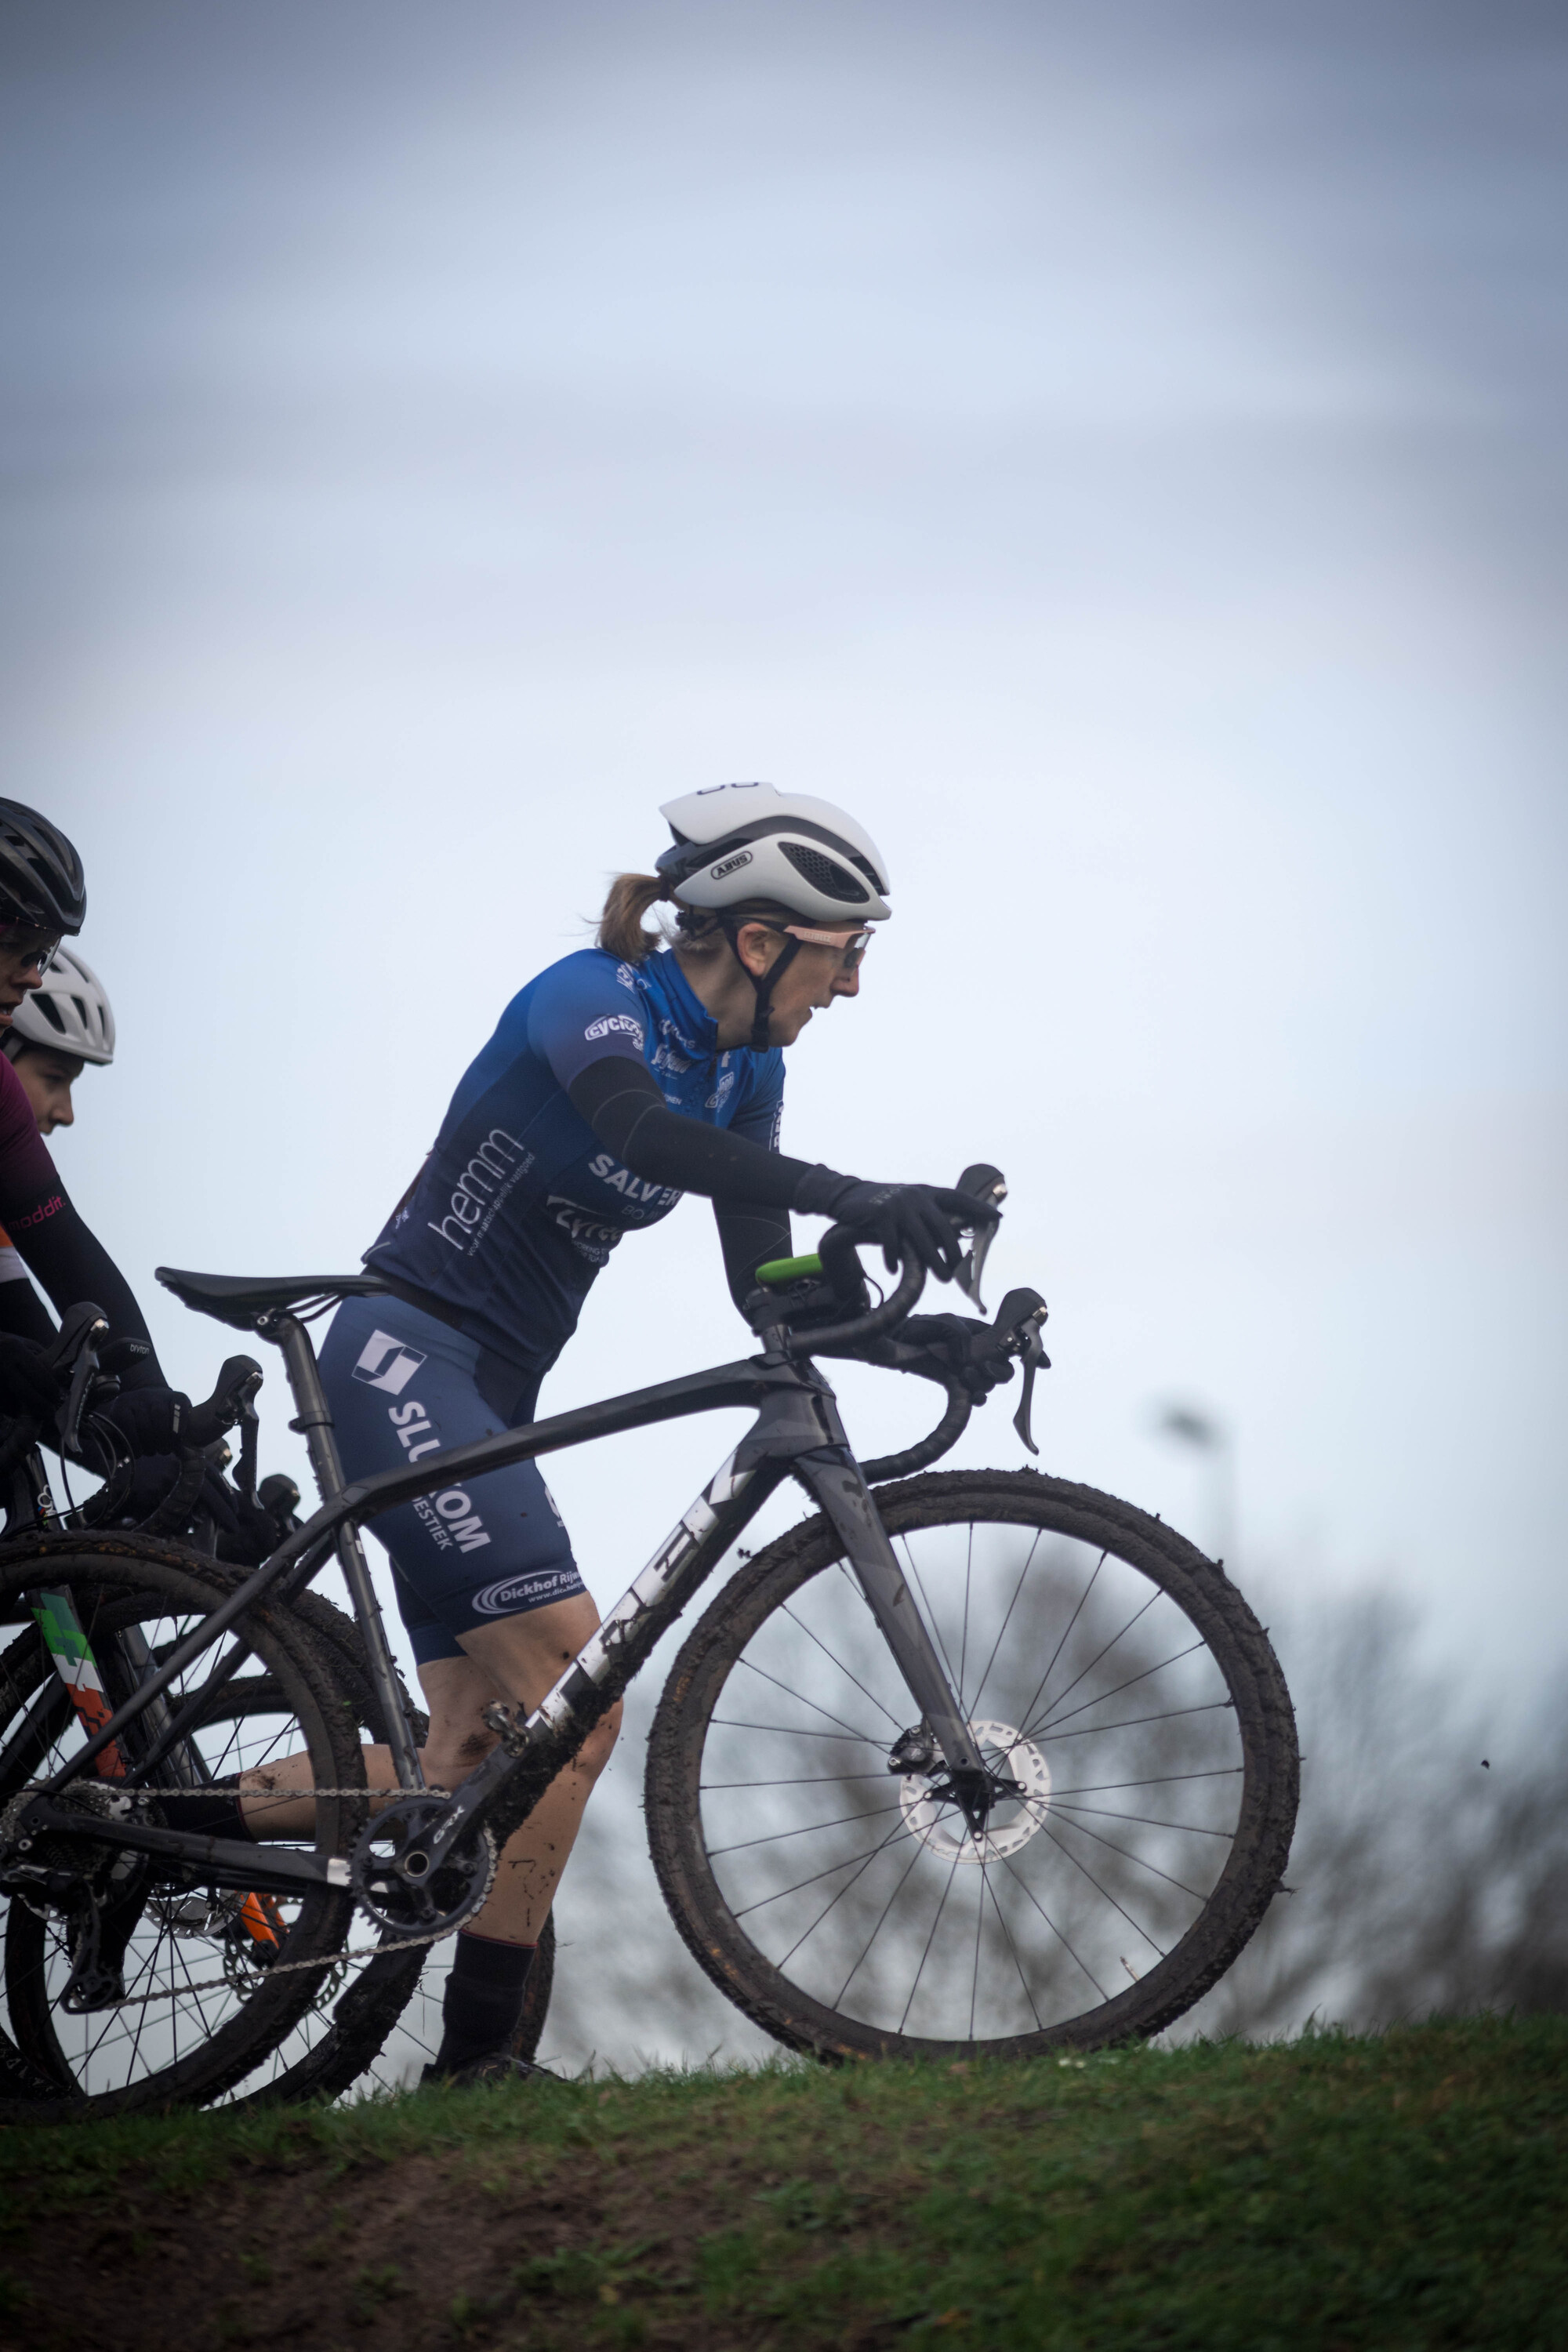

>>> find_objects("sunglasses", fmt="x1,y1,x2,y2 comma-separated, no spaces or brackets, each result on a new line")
0,926,60,975
781,924,875,972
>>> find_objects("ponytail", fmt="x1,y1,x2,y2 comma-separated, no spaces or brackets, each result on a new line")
597,873,671,964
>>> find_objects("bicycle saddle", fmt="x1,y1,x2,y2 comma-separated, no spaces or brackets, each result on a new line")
156,1268,387,1331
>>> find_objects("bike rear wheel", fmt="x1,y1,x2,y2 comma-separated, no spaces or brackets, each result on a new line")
0,1534,365,2118
647,1470,1298,2060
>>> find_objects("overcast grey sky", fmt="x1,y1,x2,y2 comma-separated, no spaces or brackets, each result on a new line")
2,0,1564,1700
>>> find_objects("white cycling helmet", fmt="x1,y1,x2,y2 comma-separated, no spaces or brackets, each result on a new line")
655,782,892,926
2,943,114,1066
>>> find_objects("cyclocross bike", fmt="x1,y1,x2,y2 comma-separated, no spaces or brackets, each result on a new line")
0,1170,1298,2117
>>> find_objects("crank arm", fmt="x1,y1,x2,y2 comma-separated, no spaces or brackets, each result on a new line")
5,1802,350,1898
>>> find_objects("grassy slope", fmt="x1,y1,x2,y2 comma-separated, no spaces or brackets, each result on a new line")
2,2019,1563,2351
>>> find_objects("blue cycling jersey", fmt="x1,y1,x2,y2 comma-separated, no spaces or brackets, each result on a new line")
365,947,784,1377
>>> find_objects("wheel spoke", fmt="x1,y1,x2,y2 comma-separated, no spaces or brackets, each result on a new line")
1048,1768,1243,1797
897,1846,964,2034
706,1799,905,1859
994,1849,1112,2001
982,1861,1044,2031
1029,1589,1159,1732
732,1655,886,1748
729,1816,920,1920
710,1718,887,1744
829,1839,927,2002
1050,1799,1233,1839
1029,1638,1210,1739
1040,1802,1210,1904
779,1602,902,1730
1013,1547,1108,1736
898,1537,967,1708
1041,1700,1233,1741
702,1771,893,1790
967,1530,1042,1724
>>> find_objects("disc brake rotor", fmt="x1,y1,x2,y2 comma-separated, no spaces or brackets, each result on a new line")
898,1720,1051,1864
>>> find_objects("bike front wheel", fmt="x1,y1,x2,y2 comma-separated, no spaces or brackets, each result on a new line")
647,1470,1298,2060
0,1534,365,2118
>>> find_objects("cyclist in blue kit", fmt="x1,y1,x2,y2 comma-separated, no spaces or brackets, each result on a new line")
315,784,990,2082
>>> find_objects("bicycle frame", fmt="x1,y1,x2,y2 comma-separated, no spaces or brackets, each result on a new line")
11,1317,993,1911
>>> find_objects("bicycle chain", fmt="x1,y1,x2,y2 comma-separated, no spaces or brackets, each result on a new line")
49,1784,470,2010
96,1918,458,2007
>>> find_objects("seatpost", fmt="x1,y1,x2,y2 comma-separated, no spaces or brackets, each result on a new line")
268,1311,426,1790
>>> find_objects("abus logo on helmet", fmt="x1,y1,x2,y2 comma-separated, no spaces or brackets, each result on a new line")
583,1014,643,1044
709,849,753,880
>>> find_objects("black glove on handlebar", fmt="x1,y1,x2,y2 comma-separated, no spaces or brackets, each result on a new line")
898,1313,1017,1398
101,1385,195,1457
93,1454,242,1537
793,1170,996,1283
0,1334,65,1422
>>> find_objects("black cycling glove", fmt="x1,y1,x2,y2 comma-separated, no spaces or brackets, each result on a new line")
793,1170,996,1283
102,1385,196,1457
0,1334,64,1423
94,1454,241,1538
898,1314,1016,1398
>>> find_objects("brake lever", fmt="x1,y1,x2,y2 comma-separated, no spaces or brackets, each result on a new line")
954,1163,1007,1311
48,1305,110,1460
1012,1334,1045,1457
989,1285,1050,1457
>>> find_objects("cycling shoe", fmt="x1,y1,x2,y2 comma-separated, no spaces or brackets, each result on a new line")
420,2052,558,2089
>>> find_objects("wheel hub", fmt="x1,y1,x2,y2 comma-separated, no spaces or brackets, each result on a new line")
898,1720,1051,1864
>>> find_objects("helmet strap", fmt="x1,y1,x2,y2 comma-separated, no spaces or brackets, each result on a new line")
719,917,802,1053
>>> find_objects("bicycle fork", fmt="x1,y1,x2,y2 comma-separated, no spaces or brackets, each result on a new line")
791,1430,1000,1833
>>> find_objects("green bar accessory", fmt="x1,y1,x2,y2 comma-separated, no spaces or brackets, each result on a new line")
754,1253,824,1286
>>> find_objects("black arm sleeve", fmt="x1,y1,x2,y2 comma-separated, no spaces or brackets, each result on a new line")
568,1057,813,1210
0,1277,60,1348
713,1201,793,1312
10,1198,165,1387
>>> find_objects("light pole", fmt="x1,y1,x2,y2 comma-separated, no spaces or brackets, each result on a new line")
1156,1403,1236,1567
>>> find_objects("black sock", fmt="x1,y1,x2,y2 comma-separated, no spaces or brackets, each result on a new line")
158,1785,252,1840
434,1932,536,2072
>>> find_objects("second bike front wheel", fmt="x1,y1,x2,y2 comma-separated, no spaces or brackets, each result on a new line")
646,1469,1298,2061
0,1534,366,2120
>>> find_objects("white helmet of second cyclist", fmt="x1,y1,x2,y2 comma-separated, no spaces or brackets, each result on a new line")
656,783,892,927
3,944,115,1065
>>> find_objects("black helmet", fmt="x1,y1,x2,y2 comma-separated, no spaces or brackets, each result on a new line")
0,801,86,935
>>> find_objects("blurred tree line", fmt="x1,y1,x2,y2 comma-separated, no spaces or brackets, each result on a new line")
1180,1589,1568,2038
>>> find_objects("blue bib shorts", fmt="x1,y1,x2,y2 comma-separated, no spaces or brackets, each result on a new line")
318,1292,587,1666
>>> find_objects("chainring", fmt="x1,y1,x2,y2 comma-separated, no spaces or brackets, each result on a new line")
349,1796,496,1939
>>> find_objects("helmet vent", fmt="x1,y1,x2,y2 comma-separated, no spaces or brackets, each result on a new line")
779,843,870,905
